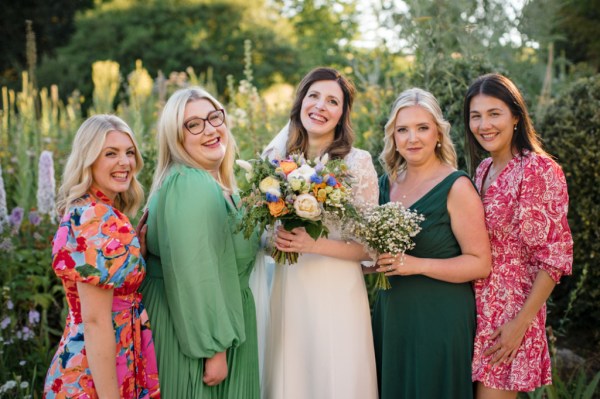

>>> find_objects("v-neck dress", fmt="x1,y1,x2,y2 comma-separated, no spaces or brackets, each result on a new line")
372,170,476,399
140,165,260,398
471,151,572,391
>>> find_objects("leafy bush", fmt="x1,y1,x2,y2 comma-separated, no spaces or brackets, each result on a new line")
36,1,298,107
537,75,600,349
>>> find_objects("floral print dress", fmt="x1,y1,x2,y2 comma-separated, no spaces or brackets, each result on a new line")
44,189,160,399
471,151,573,391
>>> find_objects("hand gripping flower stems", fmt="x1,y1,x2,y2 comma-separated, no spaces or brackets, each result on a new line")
236,152,358,265
352,202,424,290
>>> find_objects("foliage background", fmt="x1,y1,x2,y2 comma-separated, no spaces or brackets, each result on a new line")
0,0,599,397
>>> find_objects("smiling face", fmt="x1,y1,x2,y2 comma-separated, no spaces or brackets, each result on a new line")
469,94,519,160
182,98,228,175
393,105,441,167
91,131,137,200
300,80,344,141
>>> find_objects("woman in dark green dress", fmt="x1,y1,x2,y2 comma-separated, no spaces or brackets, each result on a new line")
140,87,260,398
372,88,491,399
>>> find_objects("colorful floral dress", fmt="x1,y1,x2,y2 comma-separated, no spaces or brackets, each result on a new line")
44,189,160,399
472,151,573,391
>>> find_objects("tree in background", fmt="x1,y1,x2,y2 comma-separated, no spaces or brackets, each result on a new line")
35,0,300,106
0,0,94,88
272,0,359,79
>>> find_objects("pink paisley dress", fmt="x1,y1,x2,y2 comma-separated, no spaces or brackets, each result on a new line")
44,189,160,398
471,151,573,391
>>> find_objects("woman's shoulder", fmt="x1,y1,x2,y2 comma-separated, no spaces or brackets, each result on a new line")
162,164,220,191
347,147,373,161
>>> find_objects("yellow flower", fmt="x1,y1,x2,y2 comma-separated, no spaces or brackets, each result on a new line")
259,176,281,197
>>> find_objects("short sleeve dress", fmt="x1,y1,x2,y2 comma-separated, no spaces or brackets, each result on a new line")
472,151,573,391
44,189,160,399
372,171,476,399
140,165,260,398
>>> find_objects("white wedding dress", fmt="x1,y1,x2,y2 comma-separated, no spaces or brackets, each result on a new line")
261,146,379,399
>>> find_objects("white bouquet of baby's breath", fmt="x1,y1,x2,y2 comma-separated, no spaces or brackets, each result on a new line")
353,202,425,290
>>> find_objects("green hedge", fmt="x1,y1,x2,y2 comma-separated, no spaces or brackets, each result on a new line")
538,75,600,347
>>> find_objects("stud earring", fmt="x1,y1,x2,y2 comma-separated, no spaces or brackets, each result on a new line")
436,142,442,148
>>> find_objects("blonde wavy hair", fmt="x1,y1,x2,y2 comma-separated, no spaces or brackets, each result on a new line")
379,88,457,180
56,114,144,217
148,86,237,201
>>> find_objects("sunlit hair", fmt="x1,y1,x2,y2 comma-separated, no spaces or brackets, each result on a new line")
149,86,237,201
463,73,547,174
287,67,355,160
379,88,457,180
56,114,144,217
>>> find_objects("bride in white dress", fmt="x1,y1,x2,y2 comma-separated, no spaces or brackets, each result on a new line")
260,67,378,399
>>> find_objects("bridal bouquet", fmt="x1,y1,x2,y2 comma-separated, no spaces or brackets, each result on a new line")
352,202,425,290
236,153,357,265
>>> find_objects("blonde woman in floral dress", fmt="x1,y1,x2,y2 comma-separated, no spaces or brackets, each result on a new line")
44,115,160,398
464,73,573,398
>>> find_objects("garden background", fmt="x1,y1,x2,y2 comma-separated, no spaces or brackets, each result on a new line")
1,0,599,397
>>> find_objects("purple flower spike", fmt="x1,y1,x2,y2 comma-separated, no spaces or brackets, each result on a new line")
9,207,24,230
28,310,40,325
29,211,41,226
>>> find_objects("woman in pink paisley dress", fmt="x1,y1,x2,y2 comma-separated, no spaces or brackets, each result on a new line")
464,73,573,398
44,115,160,398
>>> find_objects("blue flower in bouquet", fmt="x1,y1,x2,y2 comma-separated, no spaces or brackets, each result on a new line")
310,174,323,184
326,175,337,187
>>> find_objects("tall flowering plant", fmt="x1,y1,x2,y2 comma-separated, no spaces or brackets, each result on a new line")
352,202,425,290
236,153,357,264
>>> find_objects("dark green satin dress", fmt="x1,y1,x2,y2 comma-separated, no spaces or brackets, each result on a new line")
372,171,476,399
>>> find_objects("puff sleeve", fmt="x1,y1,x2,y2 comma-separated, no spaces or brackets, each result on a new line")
52,202,138,289
152,167,245,358
518,154,573,283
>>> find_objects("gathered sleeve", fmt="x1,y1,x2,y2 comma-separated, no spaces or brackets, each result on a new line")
347,148,379,208
518,155,573,283
155,168,244,358
52,202,137,289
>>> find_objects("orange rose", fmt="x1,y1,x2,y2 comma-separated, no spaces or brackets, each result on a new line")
279,160,298,175
268,198,289,217
312,182,327,200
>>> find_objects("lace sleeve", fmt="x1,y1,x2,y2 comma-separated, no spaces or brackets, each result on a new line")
346,148,379,208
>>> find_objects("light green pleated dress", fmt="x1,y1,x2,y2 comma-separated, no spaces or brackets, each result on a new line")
140,164,260,399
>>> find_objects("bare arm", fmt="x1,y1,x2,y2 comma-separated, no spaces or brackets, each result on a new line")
274,227,371,262
377,176,491,283
78,282,119,399
484,270,556,365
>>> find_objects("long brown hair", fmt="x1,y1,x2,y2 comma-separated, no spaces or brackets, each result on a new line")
286,67,355,160
463,73,547,174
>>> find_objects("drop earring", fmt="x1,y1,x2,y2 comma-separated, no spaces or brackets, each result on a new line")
514,125,517,131
436,142,442,148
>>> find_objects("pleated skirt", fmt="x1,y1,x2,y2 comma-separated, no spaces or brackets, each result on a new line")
141,275,260,399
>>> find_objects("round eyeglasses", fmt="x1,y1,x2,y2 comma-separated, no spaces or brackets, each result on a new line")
184,109,225,135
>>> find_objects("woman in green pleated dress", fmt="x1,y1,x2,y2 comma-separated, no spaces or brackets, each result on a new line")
372,88,491,399
140,87,260,398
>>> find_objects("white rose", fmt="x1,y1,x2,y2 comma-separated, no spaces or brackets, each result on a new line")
294,194,322,221
287,164,316,184
259,176,281,197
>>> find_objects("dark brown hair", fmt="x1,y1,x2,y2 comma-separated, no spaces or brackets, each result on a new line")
287,67,356,160
463,73,547,173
